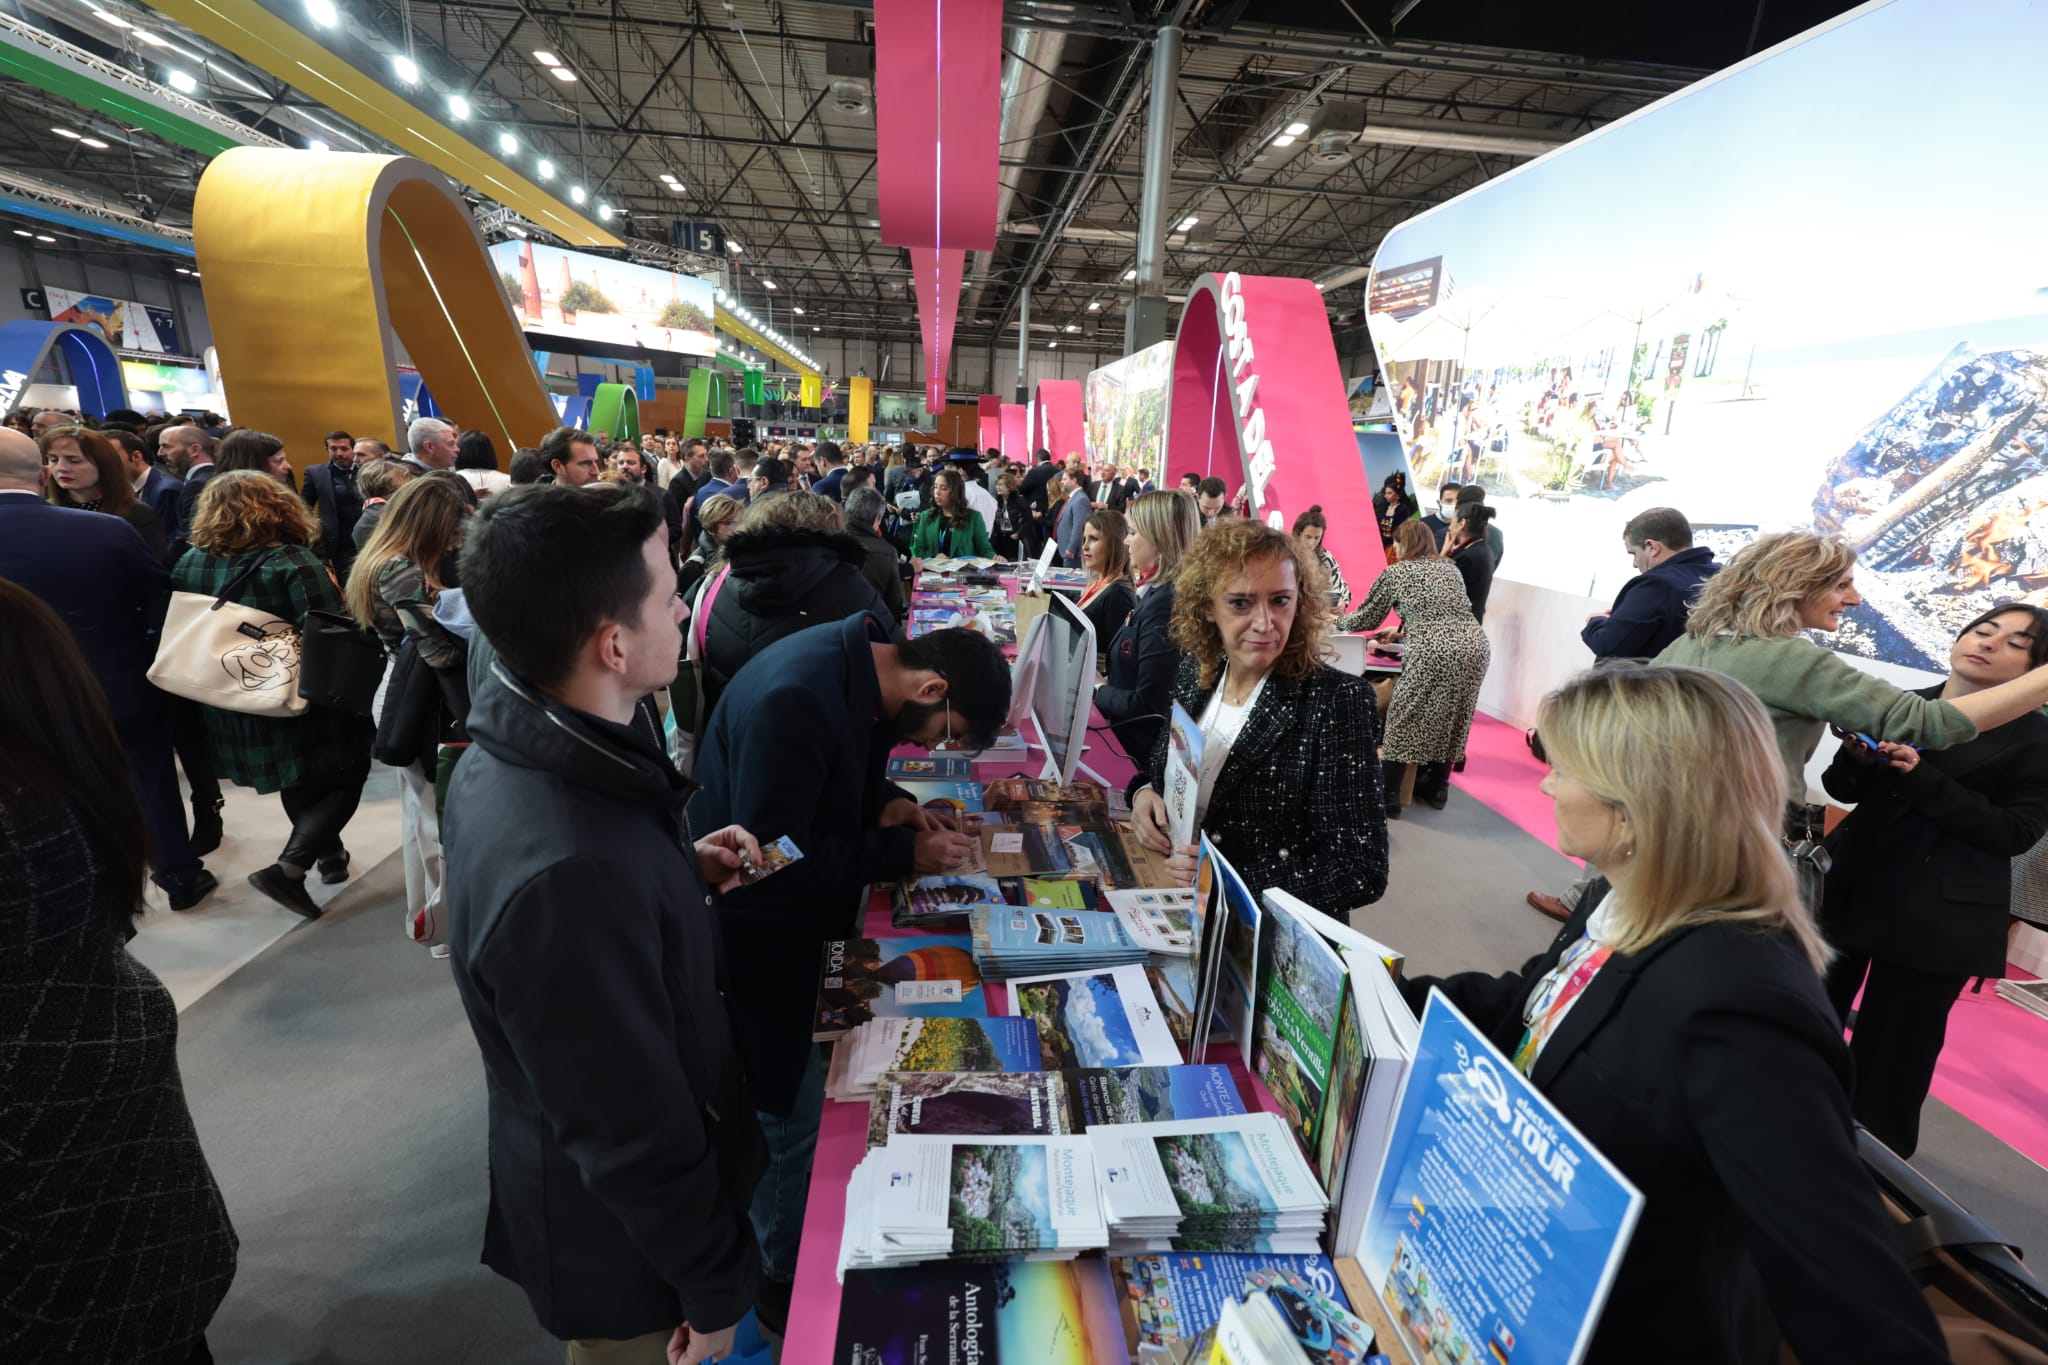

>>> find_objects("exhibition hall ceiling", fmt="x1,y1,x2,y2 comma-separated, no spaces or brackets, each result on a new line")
0,0,1859,361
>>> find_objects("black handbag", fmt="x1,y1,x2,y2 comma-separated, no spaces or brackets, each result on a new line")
372,637,441,769
298,609,387,716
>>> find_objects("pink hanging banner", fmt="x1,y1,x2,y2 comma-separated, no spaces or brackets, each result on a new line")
976,395,1002,453
909,245,965,416
999,402,1028,462
1166,273,1387,594
1033,378,1084,464
873,0,1001,252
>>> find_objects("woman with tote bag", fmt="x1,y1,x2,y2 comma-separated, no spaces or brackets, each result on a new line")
169,471,374,919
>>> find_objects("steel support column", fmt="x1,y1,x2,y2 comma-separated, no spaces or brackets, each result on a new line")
1126,22,1181,355
1016,285,1030,402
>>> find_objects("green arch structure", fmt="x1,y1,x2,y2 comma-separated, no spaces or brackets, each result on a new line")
589,381,640,443
683,367,729,438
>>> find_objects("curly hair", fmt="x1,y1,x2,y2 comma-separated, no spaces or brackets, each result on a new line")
1685,531,1855,641
1170,517,1332,689
187,469,316,555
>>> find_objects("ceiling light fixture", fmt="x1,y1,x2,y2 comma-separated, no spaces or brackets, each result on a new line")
166,69,198,93
1049,341,1058,349
1285,120,1310,136
498,132,518,155
1087,300,1101,311
1271,133,1297,147
306,138,328,151
51,127,80,139
392,54,420,85
12,229,30,238
1314,281,1326,291
1064,323,1079,333
448,94,470,120
658,171,677,183
34,234,55,243
136,30,167,47
762,279,777,290
1122,269,1137,281
79,137,109,149
1177,216,1199,230
548,67,577,82
89,9,132,29
536,158,554,179
597,204,613,221
304,0,339,28
727,238,743,254
569,185,586,204
666,182,685,193
532,49,559,65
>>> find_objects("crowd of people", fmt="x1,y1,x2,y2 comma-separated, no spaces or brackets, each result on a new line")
6,392,2047,1365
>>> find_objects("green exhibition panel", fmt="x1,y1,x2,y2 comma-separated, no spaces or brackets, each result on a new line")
684,369,713,438
588,381,640,443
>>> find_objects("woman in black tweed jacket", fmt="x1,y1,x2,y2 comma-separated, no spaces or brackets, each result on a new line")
0,583,236,1363
1131,519,1390,919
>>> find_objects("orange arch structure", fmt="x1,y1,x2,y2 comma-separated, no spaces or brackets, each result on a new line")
194,148,559,469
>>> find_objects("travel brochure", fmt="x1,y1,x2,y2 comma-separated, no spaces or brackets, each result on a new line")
1008,964,1185,1071
1104,887,1198,956
864,1064,1245,1147
825,1016,1044,1103
1251,891,1350,1153
968,905,1148,979
887,755,975,781
977,813,1173,890
813,936,987,1040
1360,992,1643,1365
1163,702,1202,850
838,1135,1108,1277
891,870,1099,931
1091,1112,1329,1255
833,1259,1126,1365
1145,958,1199,1046
1112,1253,1374,1365
1213,847,1263,1066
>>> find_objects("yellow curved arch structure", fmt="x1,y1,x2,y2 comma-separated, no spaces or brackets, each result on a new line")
194,148,559,470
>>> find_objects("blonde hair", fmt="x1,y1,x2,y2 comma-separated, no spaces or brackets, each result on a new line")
736,488,843,534
1538,665,1827,973
345,475,470,631
1127,489,1198,584
1171,517,1332,689
1686,531,1855,640
187,469,316,555
696,492,743,539
1084,508,1131,584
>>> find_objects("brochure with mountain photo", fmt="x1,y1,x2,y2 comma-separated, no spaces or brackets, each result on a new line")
828,1016,1047,1103
1252,892,1350,1154
865,1064,1244,1146
1008,964,1185,1071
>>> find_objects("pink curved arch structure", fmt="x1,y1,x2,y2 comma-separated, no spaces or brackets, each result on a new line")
1165,272,1387,594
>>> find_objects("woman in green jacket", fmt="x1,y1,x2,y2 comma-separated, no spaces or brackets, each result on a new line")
172,471,373,919
908,467,994,560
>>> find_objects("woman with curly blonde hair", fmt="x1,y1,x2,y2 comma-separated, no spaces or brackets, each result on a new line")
1129,517,1388,919
173,471,373,918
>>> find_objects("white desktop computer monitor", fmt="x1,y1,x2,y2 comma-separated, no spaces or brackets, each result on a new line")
1008,589,1099,785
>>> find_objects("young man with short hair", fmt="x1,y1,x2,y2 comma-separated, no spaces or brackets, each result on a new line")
1581,506,1720,662
1196,475,1230,527
1422,481,1462,547
541,426,603,487
446,483,767,1365
689,622,1009,1338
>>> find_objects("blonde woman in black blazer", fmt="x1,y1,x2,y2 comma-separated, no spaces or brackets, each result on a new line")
1405,665,1945,1364
1130,519,1388,919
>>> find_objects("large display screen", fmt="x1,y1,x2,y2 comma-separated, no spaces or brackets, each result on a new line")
1083,339,1174,484
489,241,716,357
1366,0,2048,672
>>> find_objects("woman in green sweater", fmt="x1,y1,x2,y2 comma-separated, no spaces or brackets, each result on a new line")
1655,531,2048,865
908,468,994,560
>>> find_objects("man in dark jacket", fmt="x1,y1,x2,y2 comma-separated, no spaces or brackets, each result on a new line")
844,485,906,621
689,618,1008,1335
301,430,365,577
1019,446,1060,525
444,482,767,1365
1581,506,1720,661
809,441,847,501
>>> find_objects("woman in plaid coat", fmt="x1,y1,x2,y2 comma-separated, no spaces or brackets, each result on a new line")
172,470,373,919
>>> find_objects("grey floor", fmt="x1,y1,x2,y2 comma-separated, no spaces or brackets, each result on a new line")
173,790,2048,1364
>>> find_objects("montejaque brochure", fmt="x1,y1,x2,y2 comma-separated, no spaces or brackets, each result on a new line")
864,1063,1246,1146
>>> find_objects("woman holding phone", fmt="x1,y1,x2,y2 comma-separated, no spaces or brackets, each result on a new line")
1819,602,2048,1157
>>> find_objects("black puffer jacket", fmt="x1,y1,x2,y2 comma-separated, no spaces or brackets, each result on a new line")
700,524,897,717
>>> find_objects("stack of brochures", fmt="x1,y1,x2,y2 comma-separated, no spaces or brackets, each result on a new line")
1995,978,2048,1021
837,1134,1108,1279
1104,887,1199,956
891,869,1098,931
1006,964,1187,1069
1089,1113,1329,1255
825,1016,1045,1102
864,1063,1246,1146
1111,1252,1376,1365
967,905,1147,979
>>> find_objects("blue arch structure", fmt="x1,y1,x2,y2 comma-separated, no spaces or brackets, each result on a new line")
398,370,443,425
0,320,127,416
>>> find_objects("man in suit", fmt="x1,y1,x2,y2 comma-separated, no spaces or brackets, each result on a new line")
156,422,225,848
108,427,183,531
163,423,215,552
1054,465,1093,566
1018,447,1060,527
809,442,847,502
0,432,216,910
689,618,1003,1336
302,430,366,579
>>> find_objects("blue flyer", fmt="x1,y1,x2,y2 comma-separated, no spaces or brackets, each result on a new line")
1361,991,1642,1365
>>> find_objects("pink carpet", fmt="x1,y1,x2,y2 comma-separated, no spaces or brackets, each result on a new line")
1452,712,2048,1170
